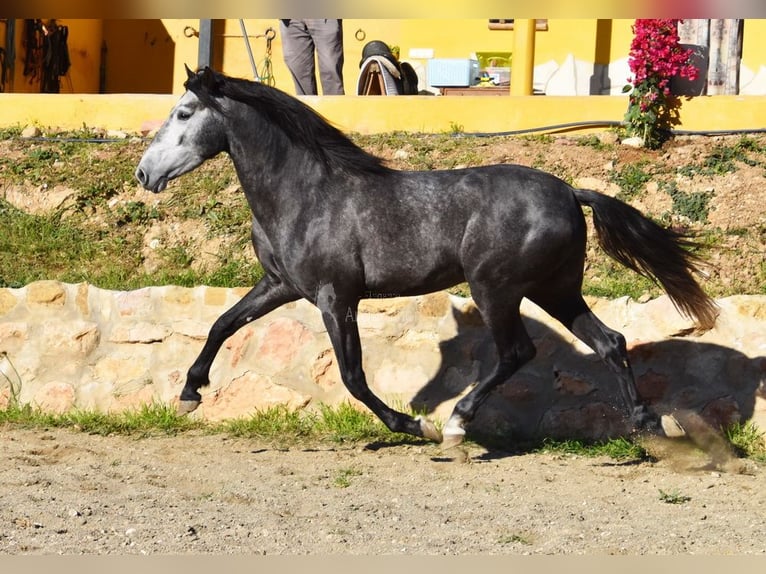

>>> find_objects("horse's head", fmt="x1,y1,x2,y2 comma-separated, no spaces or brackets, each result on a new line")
136,66,228,192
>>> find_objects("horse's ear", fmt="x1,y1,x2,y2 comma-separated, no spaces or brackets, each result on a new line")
199,66,218,91
184,64,196,81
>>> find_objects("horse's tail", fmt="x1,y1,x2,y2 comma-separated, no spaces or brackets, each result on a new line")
573,188,719,332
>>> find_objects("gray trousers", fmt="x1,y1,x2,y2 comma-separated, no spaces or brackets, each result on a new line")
280,19,345,95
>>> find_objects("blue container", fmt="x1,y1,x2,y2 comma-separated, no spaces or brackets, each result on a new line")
427,59,480,87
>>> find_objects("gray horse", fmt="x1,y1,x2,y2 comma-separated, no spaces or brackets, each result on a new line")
136,67,718,448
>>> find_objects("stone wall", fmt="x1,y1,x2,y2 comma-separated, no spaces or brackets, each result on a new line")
1,280,765,441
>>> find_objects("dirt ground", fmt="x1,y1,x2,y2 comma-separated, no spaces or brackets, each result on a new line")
1,427,764,555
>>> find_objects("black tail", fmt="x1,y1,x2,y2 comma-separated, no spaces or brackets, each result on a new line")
573,188,719,331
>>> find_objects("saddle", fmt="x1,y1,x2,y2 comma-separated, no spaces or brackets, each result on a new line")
356,40,419,96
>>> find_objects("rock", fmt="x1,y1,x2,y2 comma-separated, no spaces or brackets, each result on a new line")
21,125,41,138
0,289,18,315
199,372,311,421
27,281,66,307
33,382,76,413
256,318,314,372
620,136,644,147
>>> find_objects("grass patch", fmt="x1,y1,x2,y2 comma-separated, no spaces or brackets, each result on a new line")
534,436,648,461
332,467,363,488
582,258,661,301
610,160,653,201
0,401,204,436
658,489,692,504
2,399,765,464
659,181,714,224
725,421,766,462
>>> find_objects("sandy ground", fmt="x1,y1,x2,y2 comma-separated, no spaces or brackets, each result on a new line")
1,427,764,555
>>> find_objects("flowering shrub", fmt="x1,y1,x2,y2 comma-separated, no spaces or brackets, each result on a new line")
623,19,699,149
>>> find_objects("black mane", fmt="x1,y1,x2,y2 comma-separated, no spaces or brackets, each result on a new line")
185,68,392,176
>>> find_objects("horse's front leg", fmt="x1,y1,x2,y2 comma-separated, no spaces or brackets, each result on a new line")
178,275,299,414
316,286,442,442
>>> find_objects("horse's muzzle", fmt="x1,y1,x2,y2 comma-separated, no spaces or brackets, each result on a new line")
135,167,168,193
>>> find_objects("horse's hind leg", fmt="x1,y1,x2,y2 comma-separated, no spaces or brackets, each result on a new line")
530,292,660,433
316,288,442,442
442,294,536,449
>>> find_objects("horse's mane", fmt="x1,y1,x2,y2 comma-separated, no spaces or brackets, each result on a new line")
185,68,392,176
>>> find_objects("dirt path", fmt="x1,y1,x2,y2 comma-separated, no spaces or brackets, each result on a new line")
1,428,763,555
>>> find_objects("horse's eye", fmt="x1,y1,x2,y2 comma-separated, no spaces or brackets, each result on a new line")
177,110,192,121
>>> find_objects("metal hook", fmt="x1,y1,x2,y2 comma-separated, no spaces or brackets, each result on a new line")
355,29,366,41
183,26,199,38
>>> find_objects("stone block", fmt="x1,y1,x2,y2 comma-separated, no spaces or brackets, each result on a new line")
0,322,29,354
108,321,171,343
0,289,19,315
27,281,66,307
256,318,314,372
93,354,150,386
310,348,342,391
33,382,75,413
204,287,230,307
40,320,100,355
116,288,152,317
199,371,311,421
418,291,451,317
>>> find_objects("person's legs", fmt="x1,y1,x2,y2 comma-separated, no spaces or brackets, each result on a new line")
306,19,345,95
280,19,318,95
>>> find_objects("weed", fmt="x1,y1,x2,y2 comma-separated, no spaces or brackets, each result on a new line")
333,468,363,488
535,437,648,461
677,137,766,178
115,200,161,226
0,352,23,407
0,125,23,138
577,134,612,151
660,181,714,223
498,532,533,546
725,421,766,462
583,258,661,301
610,160,653,201
658,489,691,504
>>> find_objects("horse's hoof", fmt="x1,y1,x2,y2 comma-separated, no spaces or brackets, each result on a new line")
660,414,686,438
440,414,466,450
416,416,443,443
440,432,465,451
177,400,201,415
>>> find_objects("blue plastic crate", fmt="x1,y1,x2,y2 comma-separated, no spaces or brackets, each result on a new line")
427,59,480,87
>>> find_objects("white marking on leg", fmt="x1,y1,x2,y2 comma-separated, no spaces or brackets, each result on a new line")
443,414,466,438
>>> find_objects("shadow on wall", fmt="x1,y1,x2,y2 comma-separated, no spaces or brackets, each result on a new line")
102,20,175,94
410,304,766,446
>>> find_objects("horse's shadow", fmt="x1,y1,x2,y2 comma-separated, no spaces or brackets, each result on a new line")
408,303,765,453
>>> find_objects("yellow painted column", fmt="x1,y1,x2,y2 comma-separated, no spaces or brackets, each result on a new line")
510,19,536,96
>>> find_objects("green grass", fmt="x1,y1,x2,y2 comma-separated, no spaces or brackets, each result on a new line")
610,160,653,201
534,436,649,461
1,399,764,463
658,489,692,504
725,421,766,462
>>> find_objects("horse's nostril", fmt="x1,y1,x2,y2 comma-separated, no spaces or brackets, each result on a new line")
135,167,147,186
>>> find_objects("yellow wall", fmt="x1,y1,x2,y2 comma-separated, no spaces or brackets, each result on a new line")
2,19,766,139
1,19,102,94
3,19,764,97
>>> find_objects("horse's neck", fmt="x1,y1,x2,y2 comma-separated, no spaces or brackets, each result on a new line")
229,137,326,220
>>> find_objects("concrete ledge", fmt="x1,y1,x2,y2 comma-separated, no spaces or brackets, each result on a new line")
2,93,766,135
